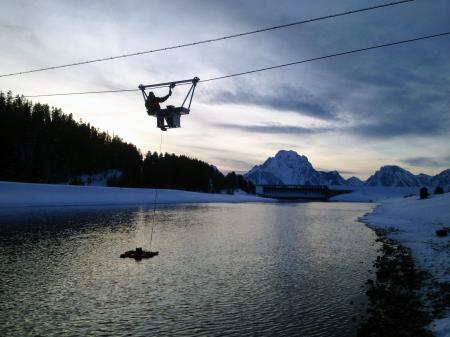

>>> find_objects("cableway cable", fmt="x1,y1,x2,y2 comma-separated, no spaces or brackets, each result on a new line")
0,0,415,78
23,31,450,98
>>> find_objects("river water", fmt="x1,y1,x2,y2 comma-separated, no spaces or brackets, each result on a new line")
0,202,379,337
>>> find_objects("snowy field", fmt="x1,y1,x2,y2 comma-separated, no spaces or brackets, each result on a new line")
330,185,418,202
361,193,450,337
0,181,267,208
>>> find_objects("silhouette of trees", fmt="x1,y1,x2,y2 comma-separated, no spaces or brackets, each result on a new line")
0,91,254,193
420,187,429,199
0,91,142,184
434,186,444,194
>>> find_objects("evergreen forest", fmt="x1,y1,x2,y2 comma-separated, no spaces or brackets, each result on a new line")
0,92,254,194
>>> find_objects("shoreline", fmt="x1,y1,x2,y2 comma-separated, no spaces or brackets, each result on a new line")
0,181,424,209
0,181,269,208
359,194,450,337
357,228,434,336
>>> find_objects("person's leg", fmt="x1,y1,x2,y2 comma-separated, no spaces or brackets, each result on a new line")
166,111,174,128
156,111,167,131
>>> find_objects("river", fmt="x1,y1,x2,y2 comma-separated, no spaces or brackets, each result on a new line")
0,202,379,336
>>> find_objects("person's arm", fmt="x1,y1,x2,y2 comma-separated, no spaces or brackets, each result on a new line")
157,88,172,103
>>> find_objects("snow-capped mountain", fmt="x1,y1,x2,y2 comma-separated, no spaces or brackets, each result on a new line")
346,176,364,186
429,169,450,187
364,165,422,187
244,150,450,188
244,150,347,185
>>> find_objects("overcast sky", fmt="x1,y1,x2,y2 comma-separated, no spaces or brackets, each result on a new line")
1,0,449,178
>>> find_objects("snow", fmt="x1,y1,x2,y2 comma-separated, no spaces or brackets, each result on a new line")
75,169,122,186
361,193,450,336
330,186,418,202
0,181,267,208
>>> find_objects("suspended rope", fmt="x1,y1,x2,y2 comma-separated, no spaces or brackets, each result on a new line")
0,0,415,78
149,131,164,251
22,31,450,98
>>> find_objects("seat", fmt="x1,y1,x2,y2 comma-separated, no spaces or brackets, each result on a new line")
139,77,199,130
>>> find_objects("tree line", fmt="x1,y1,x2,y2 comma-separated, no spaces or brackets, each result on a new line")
0,92,254,193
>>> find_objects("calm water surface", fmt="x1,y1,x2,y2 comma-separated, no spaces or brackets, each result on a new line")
0,202,379,337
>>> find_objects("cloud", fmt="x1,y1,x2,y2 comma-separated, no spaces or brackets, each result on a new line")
2,0,450,177
345,79,450,138
205,84,338,120
401,156,450,168
215,122,332,135
316,168,356,175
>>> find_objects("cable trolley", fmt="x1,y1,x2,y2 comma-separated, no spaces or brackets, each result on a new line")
138,77,199,131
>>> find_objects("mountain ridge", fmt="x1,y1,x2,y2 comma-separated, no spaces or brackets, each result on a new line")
244,150,450,187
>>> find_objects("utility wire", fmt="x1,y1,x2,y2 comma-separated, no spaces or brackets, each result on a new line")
201,31,450,83
23,85,169,98
1,0,414,78
23,31,450,98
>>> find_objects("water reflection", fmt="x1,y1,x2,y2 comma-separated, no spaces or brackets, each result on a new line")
0,202,378,337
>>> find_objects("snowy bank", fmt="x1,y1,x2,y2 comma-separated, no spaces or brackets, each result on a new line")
361,193,450,336
0,181,268,208
330,186,418,202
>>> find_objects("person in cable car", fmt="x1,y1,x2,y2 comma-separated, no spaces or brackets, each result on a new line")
145,87,173,131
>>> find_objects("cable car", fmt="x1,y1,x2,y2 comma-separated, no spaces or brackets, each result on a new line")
138,77,199,131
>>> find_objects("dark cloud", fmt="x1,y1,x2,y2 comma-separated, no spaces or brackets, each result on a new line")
342,64,450,139
216,122,332,135
205,84,338,120
401,156,450,168
227,0,450,140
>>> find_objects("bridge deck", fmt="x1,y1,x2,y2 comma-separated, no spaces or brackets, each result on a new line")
256,185,351,200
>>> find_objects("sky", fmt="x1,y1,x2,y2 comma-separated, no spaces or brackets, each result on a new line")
1,0,449,179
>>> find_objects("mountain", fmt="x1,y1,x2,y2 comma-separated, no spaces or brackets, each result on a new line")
319,171,348,186
365,165,422,187
429,169,450,188
244,150,450,188
346,176,364,186
416,173,432,186
244,150,347,185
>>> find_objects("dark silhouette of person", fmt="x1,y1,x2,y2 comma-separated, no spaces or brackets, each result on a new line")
145,88,172,131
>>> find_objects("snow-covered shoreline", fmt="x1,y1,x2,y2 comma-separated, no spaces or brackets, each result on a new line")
330,185,419,202
361,193,450,336
0,181,268,208
0,180,440,208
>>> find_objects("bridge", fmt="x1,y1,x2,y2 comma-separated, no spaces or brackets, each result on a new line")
255,185,351,201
